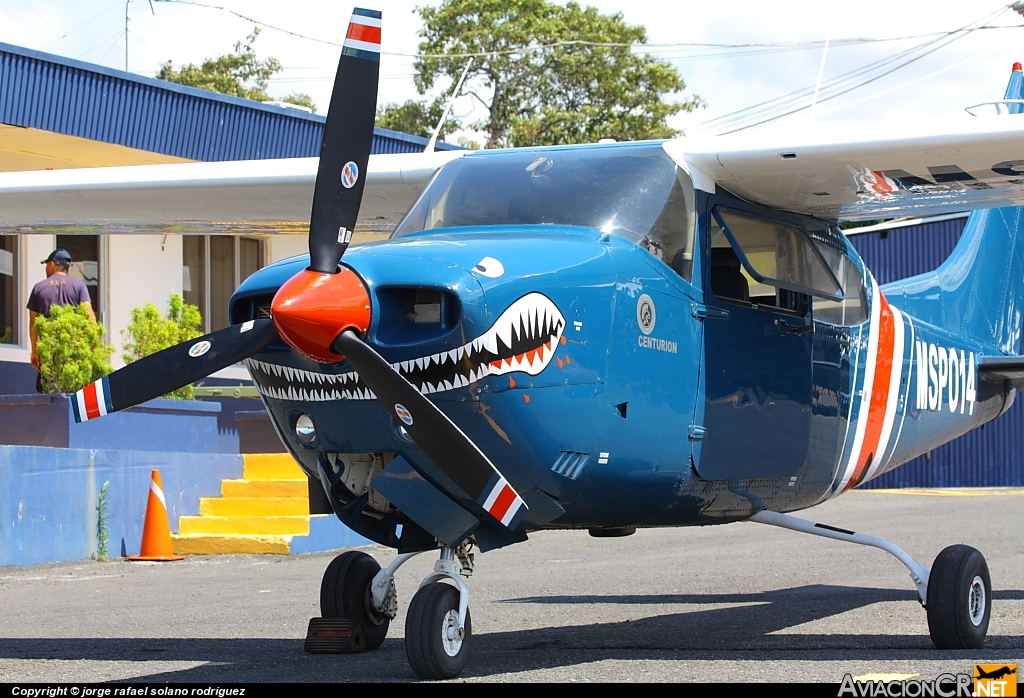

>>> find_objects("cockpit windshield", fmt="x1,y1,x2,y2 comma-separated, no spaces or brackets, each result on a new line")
393,143,697,282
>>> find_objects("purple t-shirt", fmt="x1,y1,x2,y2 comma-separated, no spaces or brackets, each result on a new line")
27,275,91,316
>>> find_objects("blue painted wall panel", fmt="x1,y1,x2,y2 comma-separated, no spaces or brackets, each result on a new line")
0,445,242,567
0,41,460,162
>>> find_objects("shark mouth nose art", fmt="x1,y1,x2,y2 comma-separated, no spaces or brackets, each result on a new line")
247,292,565,401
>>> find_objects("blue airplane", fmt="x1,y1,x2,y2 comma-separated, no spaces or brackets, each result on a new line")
7,9,1024,680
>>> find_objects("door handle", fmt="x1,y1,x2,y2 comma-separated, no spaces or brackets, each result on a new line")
765,318,812,336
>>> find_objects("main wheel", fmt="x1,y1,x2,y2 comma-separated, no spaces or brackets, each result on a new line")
320,551,390,651
926,544,991,649
405,582,472,680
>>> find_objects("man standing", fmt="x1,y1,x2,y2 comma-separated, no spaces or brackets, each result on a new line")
28,249,96,391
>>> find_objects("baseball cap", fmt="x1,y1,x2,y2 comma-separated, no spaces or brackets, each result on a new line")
41,249,72,265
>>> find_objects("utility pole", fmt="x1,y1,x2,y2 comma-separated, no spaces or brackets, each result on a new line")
125,0,156,72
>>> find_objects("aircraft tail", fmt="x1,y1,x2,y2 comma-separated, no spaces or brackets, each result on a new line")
882,205,1024,355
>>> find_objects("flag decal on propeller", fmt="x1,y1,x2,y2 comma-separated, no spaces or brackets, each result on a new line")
342,8,381,61
480,474,526,528
72,376,113,423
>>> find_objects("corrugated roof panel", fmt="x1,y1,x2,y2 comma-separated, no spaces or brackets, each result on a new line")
0,41,461,161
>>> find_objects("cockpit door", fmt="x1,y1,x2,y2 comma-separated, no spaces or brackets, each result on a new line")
694,205,842,481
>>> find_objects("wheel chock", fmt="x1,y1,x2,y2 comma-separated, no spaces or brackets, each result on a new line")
304,617,365,654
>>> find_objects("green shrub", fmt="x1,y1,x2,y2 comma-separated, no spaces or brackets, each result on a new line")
35,304,113,393
122,293,203,400
96,480,110,561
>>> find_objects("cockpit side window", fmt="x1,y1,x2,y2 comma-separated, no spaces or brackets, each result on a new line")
640,169,697,283
810,235,868,326
709,208,843,311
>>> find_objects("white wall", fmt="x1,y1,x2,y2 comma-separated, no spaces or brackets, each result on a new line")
268,235,307,264
106,235,183,369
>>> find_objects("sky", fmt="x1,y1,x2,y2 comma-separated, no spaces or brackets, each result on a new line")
3,0,1024,146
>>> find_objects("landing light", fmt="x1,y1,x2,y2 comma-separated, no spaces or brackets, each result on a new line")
295,413,316,443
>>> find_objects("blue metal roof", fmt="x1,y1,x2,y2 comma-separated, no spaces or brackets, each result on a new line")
0,41,461,162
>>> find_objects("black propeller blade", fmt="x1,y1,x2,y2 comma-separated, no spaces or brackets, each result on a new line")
307,7,381,274
332,330,529,530
71,319,279,423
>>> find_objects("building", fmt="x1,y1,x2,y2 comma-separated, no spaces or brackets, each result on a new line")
0,40,459,393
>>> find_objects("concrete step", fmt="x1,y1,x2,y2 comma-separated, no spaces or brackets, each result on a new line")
221,479,308,498
200,496,309,517
178,515,310,536
242,453,305,481
172,534,291,555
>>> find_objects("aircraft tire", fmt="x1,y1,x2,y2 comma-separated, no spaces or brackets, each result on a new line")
405,582,471,680
320,551,390,651
926,544,991,649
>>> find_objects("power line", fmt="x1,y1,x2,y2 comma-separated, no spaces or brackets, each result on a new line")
687,5,1011,136
149,0,1024,60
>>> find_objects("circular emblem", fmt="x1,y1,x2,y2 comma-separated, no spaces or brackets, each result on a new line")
188,340,211,358
637,294,656,335
394,404,414,426
340,161,359,189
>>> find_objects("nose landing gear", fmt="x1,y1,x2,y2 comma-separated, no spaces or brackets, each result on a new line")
405,546,474,680
311,543,477,679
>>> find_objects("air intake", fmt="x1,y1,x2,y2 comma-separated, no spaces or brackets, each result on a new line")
551,451,589,480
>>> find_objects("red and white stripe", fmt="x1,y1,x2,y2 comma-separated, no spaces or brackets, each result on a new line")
481,476,525,528
344,14,381,54
834,282,907,492
75,379,109,422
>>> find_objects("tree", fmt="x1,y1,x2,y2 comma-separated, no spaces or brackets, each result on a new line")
376,98,458,140
121,293,203,400
157,28,316,112
413,0,703,148
34,304,112,394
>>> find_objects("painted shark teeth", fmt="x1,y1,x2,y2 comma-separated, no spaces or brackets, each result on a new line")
246,292,565,402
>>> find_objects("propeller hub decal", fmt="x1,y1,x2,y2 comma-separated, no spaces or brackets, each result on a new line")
394,404,414,426
248,292,565,402
340,161,359,189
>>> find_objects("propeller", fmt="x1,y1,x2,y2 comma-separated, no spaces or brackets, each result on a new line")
308,6,381,274
69,7,528,530
72,319,278,423
333,331,527,528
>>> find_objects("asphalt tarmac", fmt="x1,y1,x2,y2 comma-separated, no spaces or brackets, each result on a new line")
1,489,1022,683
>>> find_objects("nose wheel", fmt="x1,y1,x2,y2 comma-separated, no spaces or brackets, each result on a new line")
406,581,473,679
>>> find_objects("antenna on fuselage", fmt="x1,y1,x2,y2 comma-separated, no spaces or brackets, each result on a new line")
425,57,474,153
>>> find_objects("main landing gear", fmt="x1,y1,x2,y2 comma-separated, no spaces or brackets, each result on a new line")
312,543,476,680
749,510,992,649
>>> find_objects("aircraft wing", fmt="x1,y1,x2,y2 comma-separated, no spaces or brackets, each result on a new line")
0,150,465,235
667,116,1024,222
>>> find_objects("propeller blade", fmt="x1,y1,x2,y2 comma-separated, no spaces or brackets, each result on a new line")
307,7,381,274
71,319,279,423
332,330,528,530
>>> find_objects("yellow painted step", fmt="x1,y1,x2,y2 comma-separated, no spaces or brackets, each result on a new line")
200,496,309,517
242,453,305,481
172,534,291,555
178,515,310,536
221,479,308,498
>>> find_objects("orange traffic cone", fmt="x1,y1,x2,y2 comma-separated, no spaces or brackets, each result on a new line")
126,469,185,561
